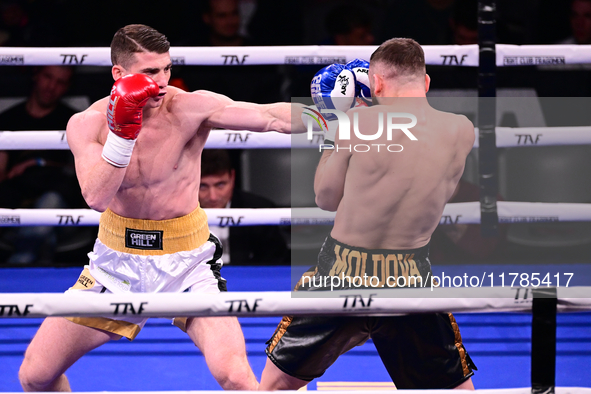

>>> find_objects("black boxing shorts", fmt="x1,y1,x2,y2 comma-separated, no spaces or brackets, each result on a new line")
297,235,433,290
265,235,476,388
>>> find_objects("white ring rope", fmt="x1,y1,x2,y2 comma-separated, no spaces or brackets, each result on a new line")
1,390,590,394
0,45,476,66
1,45,591,67
497,44,591,66
0,130,297,150
0,202,589,227
0,287,589,319
0,208,292,227
472,126,591,148
2,127,591,150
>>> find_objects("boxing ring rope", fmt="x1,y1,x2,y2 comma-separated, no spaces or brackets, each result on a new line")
2,126,591,149
0,45,474,66
1,201,591,227
0,287,590,319
1,44,591,66
2,390,591,394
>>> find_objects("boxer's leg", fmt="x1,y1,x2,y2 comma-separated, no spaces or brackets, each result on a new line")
259,358,309,390
186,316,258,390
19,317,120,392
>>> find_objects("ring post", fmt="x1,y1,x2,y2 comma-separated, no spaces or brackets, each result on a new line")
531,287,557,394
478,0,499,237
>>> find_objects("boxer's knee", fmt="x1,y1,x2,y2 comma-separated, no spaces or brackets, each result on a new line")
214,358,258,390
19,355,69,392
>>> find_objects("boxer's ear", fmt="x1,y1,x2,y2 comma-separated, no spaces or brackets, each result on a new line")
112,65,124,81
372,73,384,96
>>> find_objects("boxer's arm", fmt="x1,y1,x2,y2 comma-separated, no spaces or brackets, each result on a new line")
196,91,306,134
68,75,158,211
67,110,127,212
314,143,352,212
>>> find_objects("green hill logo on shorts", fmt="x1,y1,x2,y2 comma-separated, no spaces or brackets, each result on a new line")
125,228,163,250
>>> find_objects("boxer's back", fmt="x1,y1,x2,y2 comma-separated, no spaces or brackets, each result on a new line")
331,101,474,250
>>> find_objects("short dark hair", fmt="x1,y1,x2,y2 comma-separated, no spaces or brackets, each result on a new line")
201,149,233,177
370,38,425,78
110,24,170,68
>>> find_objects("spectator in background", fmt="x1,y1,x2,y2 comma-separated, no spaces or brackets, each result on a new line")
291,2,376,99
0,66,84,264
200,149,289,265
423,0,480,90
429,179,507,263
201,0,252,46
178,0,284,103
323,3,375,46
560,0,591,44
246,0,303,46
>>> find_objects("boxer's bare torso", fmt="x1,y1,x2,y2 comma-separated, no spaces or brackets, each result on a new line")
69,87,215,219
66,51,295,220
320,100,474,250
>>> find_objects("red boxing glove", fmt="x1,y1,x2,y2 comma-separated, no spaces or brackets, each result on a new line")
102,74,159,168
106,74,159,140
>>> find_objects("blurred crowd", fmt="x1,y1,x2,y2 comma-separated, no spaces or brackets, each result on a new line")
1,0,591,266
1,0,590,100
0,0,583,48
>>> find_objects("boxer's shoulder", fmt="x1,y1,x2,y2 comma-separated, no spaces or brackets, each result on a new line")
168,88,231,114
429,108,472,129
66,109,109,152
83,96,110,114
440,111,473,136
429,109,474,149
68,102,107,132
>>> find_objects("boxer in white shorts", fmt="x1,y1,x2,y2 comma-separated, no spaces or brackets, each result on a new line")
18,24,304,392
66,207,224,339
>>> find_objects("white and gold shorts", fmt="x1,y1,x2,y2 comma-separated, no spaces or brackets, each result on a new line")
65,206,225,340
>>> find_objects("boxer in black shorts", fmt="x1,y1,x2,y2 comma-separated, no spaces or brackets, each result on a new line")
266,235,476,388
259,38,477,390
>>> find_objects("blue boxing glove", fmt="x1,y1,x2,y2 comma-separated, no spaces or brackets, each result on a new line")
306,63,356,145
346,58,372,107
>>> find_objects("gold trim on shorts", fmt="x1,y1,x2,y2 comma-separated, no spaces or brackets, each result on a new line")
294,267,318,291
448,312,470,376
70,267,96,290
98,206,210,255
65,316,141,340
173,317,189,332
267,316,293,353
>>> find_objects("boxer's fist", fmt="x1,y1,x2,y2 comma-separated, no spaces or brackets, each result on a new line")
310,63,356,115
346,59,371,107
102,74,159,168
107,74,159,140
310,64,356,144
